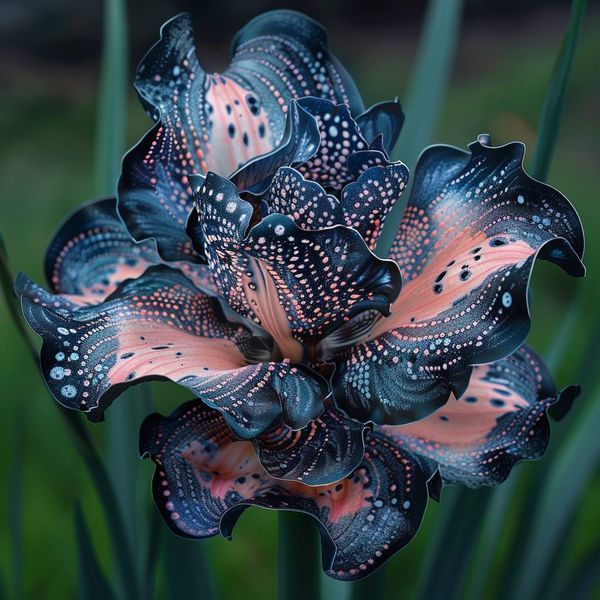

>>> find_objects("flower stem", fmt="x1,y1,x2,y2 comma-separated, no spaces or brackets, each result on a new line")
349,566,386,600
278,512,321,600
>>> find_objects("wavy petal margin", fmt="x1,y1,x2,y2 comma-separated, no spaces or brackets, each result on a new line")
254,405,368,485
331,140,584,425
191,171,402,360
387,346,580,486
17,266,328,438
140,400,437,580
118,11,364,262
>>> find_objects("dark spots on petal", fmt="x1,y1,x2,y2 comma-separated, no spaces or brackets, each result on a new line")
126,372,136,381
490,236,509,247
242,132,249,146
151,345,170,350
435,271,447,283
493,387,511,396
439,415,449,421
228,124,235,138
433,283,443,294
446,260,456,267
465,396,477,403
471,247,482,254
258,123,266,138
459,269,472,281
120,352,135,359
225,104,232,115
474,255,482,261
491,398,506,407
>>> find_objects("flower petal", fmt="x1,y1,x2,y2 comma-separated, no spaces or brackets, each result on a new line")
17,265,327,438
253,405,368,485
140,400,436,580
45,198,160,303
229,100,321,195
264,167,344,229
293,98,370,191
43,197,218,302
119,11,363,262
354,100,404,156
192,172,402,359
331,140,584,425
386,346,580,486
262,162,408,251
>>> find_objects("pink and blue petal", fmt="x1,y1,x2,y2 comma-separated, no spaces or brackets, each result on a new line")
254,405,368,485
192,172,402,359
119,11,364,262
140,400,437,580
17,265,328,438
331,139,584,425
388,346,580,486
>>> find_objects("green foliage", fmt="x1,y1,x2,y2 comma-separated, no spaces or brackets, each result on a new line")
377,0,465,255
74,504,116,600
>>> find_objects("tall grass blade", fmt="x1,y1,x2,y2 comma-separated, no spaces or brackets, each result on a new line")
162,533,217,600
94,0,128,196
349,567,386,600
415,487,492,600
529,0,588,181
377,0,465,255
9,413,23,600
0,231,141,599
278,512,321,600
452,1,589,596
0,231,37,363
509,382,600,599
93,0,144,584
141,492,163,599
75,503,116,600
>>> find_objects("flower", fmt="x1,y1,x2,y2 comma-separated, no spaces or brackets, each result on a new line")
16,10,585,580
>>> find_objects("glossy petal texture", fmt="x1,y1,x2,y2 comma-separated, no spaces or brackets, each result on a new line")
263,161,408,251
118,11,363,262
331,140,584,425
354,100,404,155
231,97,404,197
43,197,218,302
17,266,328,438
388,346,580,486
293,98,372,190
192,172,402,361
45,198,161,304
253,405,368,485
140,400,436,580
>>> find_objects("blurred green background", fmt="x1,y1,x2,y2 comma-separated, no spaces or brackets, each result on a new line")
0,1,599,598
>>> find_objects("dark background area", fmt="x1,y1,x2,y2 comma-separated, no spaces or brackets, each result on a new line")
1,1,599,598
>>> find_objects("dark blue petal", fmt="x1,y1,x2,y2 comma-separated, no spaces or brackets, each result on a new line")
230,100,320,196
355,100,404,156
119,11,363,262
254,405,368,485
388,346,580,487
140,400,436,580
17,265,327,438
330,140,584,425
45,198,161,301
294,97,369,191
193,172,402,358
